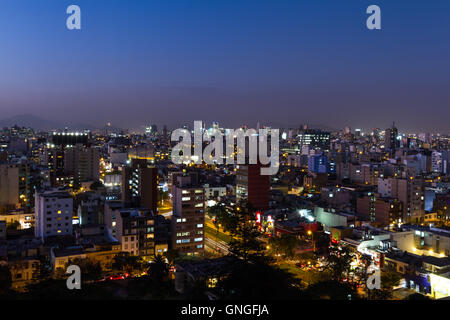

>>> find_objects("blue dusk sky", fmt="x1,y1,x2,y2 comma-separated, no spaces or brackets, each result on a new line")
0,0,449,132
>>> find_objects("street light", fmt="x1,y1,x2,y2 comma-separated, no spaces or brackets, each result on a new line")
307,230,315,252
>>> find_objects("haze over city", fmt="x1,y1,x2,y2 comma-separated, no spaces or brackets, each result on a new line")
0,0,449,132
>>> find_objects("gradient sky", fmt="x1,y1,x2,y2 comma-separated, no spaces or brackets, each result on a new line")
0,0,449,132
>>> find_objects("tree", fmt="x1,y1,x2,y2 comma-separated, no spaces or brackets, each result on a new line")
315,231,331,254
217,259,305,300
324,242,354,282
89,181,104,190
369,270,402,300
163,249,179,266
148,255,169,283
269,234,298,259
32,254,52,283
67,258,103,282
112,252,146,275
227,202,266,263
0,264,12,295
207,202,236,234
297,251,317,266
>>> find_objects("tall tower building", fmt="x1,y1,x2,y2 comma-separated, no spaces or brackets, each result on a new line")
171,172,205,256
65,145,100,187
236,163,270,211
121,158,158,214
385,123,399,152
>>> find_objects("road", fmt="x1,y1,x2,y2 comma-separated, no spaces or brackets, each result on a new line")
205,237,230,255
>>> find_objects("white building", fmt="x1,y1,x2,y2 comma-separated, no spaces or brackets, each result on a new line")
203,184,226,200
35,188,73,241
432,151,443,173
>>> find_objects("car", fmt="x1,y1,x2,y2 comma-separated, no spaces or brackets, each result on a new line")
107,273,129,281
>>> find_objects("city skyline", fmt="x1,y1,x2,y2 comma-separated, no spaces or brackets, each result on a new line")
0,0,449,132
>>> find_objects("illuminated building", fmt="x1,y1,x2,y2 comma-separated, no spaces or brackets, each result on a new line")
384,123,399,153
297,129,330,152
378,177,425,224
430,272,450,299
171,172,205,255
34,188,73,241
104,205,158,260
236,163,269,211
356,193,403,227
65,145,100,187
308,153,329,174
45,131,90,186
121,158,158,214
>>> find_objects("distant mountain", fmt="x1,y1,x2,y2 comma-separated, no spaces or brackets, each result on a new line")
0,114,63,131
0,114,98,132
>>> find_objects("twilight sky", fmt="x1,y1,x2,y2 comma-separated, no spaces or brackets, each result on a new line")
0,0,449,133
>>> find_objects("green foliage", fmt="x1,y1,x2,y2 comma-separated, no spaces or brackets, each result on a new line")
112,252,146,275
369,270,402,300
227,202,266,263
269,234,298,259
163,249,179,266
148,255,168,283
32,254,52,282
323,242,355,282
67,258,103,282
89,181,104,190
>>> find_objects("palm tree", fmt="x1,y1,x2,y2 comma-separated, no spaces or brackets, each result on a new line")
148,255,169,283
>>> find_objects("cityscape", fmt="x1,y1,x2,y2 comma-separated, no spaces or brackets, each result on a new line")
0,122,449,301
0,0,450,309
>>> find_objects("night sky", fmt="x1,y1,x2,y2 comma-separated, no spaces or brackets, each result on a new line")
0,0,449,132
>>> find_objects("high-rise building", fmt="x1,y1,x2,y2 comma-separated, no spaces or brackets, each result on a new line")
385,123,399,152
171,173,205,256
308,154,329,174
356,193,403,227
35,188,73,241
45,131,90,186
65,145,100,187
431,151,443,173
236,163,270,211
378,177,425,224
121,158,158,214
0,163,19,213
297,129,330,152
0,162,30,213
